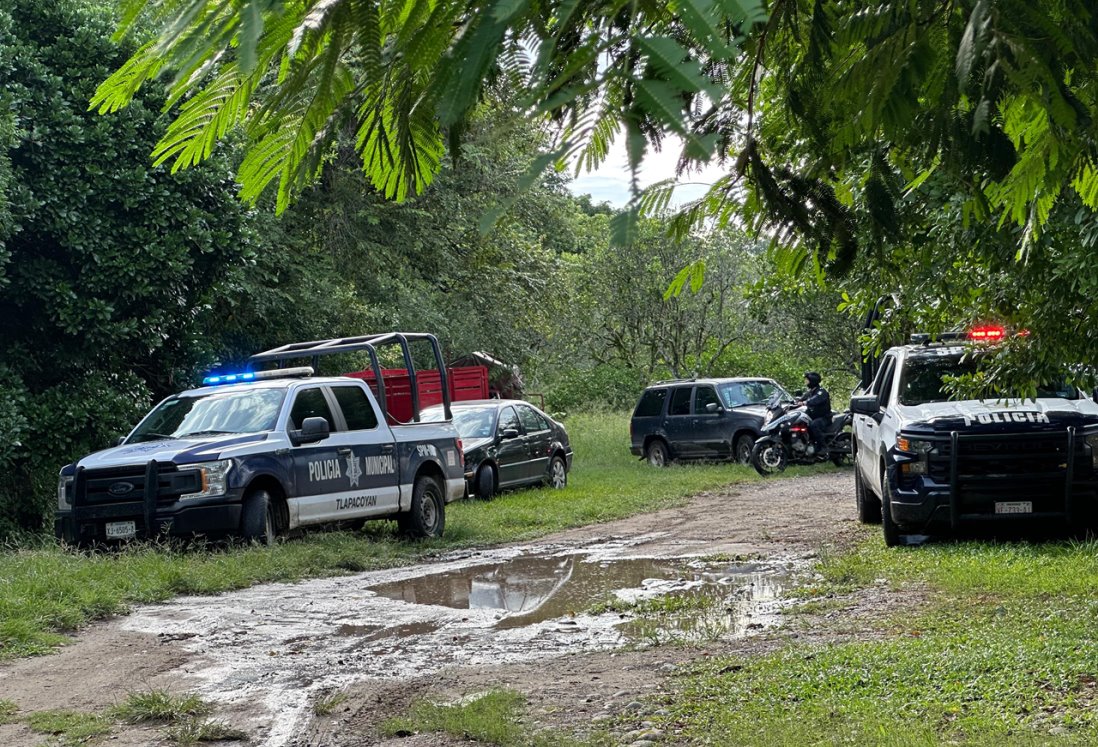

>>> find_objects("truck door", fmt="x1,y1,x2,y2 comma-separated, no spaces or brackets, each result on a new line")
856,354,897,492
495,405,527,487
517,404,551,480
327,384,400,519
287,386,343,525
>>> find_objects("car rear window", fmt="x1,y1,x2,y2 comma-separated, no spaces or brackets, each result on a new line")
634,388,667,417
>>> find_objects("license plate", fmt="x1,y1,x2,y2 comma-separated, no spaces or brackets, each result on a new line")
105,520,136,539
994,501,1032,515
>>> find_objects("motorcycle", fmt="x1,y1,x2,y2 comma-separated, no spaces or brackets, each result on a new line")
750,392,852,476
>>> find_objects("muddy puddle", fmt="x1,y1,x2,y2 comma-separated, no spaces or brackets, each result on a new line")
121,544,801,747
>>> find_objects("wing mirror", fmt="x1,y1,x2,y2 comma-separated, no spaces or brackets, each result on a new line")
291,416,330,446
500,428,520,440
705,402,723,413
850,396,880,416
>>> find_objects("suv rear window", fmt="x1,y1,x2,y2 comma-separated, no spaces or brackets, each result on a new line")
634,388,667,417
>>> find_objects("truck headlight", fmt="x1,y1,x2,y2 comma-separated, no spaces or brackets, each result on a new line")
181,460,233,500
896,437,934,455
57,475,73,510
1086,434,1098,468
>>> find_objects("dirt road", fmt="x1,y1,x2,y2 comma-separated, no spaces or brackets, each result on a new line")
0,471,860,746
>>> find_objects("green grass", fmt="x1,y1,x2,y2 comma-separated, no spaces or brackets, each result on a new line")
651,534,1098,745
0,699,17,725
165,718,248,744
26,709,112,745
313,691,348,716
109,689,209,724
381,689,584,746
0,412,772,659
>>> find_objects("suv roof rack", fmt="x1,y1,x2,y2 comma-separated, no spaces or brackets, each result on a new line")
249,332,450,422
650,377,698,386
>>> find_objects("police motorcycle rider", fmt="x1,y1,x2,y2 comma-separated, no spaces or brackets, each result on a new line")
796,371,832,458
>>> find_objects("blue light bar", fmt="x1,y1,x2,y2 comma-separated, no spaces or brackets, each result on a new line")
202,372,256,386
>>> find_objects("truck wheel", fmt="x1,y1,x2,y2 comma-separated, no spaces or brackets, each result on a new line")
398,476,445,539
646,439,670,468
241,488,276,546
855,466,881,524
751,438,787,476
547,455,568,488
881,470,902,547
476,465,496,500
734,434,755,465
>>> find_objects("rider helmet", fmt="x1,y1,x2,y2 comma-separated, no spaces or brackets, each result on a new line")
804,371,822,387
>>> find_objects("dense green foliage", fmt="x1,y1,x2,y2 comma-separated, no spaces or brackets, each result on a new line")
0,0,845,537
0,0,260,535
97,0,1098,393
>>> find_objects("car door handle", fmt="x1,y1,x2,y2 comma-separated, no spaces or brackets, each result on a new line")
337,448,352,456
381,443,395,454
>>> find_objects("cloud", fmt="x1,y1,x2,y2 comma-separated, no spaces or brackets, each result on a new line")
566,134,729,208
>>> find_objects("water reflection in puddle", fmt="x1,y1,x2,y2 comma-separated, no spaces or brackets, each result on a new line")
370,553,789,641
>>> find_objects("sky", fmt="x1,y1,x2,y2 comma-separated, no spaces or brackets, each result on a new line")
565,133,731,209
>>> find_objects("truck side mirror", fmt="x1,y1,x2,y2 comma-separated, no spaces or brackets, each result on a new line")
291,416,330,446
850,396,880,416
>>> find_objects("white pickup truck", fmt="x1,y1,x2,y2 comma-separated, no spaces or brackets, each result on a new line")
850,335,1098,546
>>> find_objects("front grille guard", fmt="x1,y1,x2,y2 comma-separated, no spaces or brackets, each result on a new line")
72,460,160,533
940,427,1084,529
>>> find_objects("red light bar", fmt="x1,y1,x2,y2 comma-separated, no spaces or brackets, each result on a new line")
968,325,1005,341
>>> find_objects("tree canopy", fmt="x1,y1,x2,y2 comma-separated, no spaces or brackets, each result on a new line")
96,1,1098,392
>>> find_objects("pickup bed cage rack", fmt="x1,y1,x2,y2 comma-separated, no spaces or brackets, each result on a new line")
249,332,451,423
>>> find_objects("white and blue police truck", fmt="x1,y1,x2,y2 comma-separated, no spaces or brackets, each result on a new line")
851,327,1098,546
55,333,465,545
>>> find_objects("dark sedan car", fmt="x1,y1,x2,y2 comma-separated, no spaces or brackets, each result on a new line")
629,377,790,466
421,400,573,499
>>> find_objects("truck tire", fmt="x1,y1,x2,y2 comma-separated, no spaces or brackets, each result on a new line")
398,476,445,539
476,465,496,500
241,488,276,546
734,434,755,465
881,469,902,547
547,455,568,488
645,439,670,468
855,467,881,524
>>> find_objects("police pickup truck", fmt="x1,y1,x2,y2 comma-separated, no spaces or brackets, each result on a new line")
55,333,465,545
851,329,1098,546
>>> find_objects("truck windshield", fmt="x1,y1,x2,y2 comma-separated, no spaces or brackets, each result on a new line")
421,405,496,440
899,356,1080,406
128,388,286,443
719,380,785,407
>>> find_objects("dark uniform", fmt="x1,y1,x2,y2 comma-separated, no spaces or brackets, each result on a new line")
801,372,832,453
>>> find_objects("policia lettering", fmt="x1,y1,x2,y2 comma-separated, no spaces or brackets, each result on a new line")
962,412,1051,427
308,454,397,485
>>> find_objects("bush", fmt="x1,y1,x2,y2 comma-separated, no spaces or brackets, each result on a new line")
543,365,649,412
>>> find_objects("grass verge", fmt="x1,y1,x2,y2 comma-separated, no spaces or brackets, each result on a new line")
650,534,1098,745
0,412,780,659
26,709,112,745
381,689,583,746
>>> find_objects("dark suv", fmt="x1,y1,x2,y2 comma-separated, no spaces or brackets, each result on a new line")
629,378,790,466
